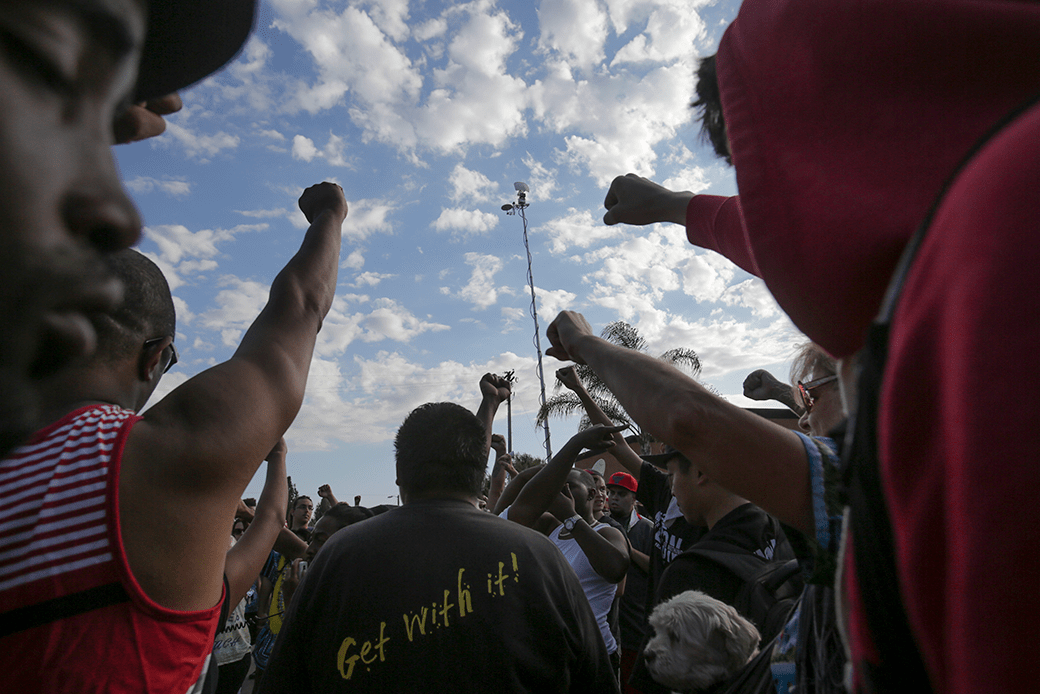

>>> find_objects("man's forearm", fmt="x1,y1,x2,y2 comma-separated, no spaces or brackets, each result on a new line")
568,334,814,536
475,396,501,459
570,520,629,584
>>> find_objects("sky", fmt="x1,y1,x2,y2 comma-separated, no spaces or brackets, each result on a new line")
115,0,803,506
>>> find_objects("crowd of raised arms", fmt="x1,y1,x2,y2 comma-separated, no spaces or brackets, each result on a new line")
0,1,1036,693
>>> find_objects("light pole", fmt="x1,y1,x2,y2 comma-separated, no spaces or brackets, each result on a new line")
501,182,552,461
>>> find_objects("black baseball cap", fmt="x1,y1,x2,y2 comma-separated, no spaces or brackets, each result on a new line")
641,445,686,469
134,0,258,102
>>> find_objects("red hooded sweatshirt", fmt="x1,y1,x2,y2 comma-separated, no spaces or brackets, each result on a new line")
683,1,1040,692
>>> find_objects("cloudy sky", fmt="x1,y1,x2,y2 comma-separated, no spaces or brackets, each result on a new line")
116,0,803,505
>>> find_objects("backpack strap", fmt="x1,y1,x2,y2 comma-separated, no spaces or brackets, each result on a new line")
841,91,1040,693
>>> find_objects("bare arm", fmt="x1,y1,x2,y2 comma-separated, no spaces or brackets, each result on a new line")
224,440,288,606
556,366,644,477
569,521,630,584
318,484,339,507
493,464,543,516
507,425,622,528
485,453,516,513
546,311,814,537
272,527,308,561
120,182,347,611
744,369,803,414
474,374,511,460
629,543,650,573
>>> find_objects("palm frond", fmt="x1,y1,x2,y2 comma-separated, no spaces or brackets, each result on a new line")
536,393,584,426
601,321,648,352
659,347,702,376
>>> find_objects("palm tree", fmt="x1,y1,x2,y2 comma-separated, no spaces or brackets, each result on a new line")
536,321,704,450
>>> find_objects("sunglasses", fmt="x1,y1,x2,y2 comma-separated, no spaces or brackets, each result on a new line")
143,337,178,374
797,374,838,413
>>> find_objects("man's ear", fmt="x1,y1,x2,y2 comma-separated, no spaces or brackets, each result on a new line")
138,337,169,382
587,487,596,501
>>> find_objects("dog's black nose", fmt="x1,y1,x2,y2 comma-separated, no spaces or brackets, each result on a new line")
644,651,656,664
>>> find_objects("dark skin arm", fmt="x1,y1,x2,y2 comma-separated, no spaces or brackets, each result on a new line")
120,183,347,611
556,366,643,477
475,374,511,460
509,425,630,584
224,439,288,606
493,464,543,516
112,93,183,144
486,452,517,513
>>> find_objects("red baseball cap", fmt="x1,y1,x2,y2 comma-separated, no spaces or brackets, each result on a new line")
606,471,637,493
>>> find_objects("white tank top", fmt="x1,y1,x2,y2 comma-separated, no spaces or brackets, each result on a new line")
549,521,617,654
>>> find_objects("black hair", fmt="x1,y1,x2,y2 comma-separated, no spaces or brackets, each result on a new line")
322,503,373,531
294,496,313,509
669,452,693,475
93,249,176,360
572,468,596,490
691,54,731,165
395,402,487,497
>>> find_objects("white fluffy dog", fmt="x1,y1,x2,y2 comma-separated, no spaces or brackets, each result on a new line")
643,590,761,693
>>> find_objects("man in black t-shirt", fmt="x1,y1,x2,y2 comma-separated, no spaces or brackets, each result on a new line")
260,397,618,694
630,448,793,693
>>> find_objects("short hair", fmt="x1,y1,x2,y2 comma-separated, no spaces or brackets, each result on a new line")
572,468,596,491
668,453,694,476
691,54,731,165
323,503,373,531
790,342,837,385
94,249,176,360
395,402,487,497
294,496,313,509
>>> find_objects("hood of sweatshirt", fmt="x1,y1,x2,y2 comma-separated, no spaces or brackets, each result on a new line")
715,0,1040,357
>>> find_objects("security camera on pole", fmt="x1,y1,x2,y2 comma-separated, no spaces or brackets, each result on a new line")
501,182,552,461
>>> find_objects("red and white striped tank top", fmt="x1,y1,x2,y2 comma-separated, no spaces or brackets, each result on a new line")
0,404,222,693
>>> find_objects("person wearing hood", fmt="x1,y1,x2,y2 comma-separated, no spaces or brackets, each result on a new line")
587,1,1040,691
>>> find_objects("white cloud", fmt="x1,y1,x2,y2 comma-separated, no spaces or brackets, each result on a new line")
610,2,707,65
537,0,609,70
288,349,540,448
544,208,622,253
163,121,240,160
441,252,504,310
431,207,499,236
292,134,319,161
144,223,266,267
448,163,499,203
353,272,394,287
315,295,450,357
292,132,351,166
341,199,395,241
198,276,272,337
533,286,577,318
124,176,192,197
661,166,713,195
342,249,365,269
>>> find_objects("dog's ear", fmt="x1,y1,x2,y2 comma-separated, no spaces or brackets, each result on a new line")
707,611,761,672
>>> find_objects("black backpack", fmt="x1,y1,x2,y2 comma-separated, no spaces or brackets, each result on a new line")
684,542,803,645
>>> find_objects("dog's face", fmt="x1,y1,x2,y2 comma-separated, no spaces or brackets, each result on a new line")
643,590,760,692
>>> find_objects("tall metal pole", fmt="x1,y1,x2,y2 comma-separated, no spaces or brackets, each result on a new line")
518,200,552,461
502,185,552,461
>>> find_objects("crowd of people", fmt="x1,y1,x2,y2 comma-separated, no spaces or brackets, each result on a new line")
0,0,1036,692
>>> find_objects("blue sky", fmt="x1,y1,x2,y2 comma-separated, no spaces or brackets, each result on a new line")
115,0,801,505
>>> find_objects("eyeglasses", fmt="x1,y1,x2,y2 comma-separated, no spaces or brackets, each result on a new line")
143,337,178,374
797,375,838,413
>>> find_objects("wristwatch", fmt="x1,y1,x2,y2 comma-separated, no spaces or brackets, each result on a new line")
563,515,582,532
